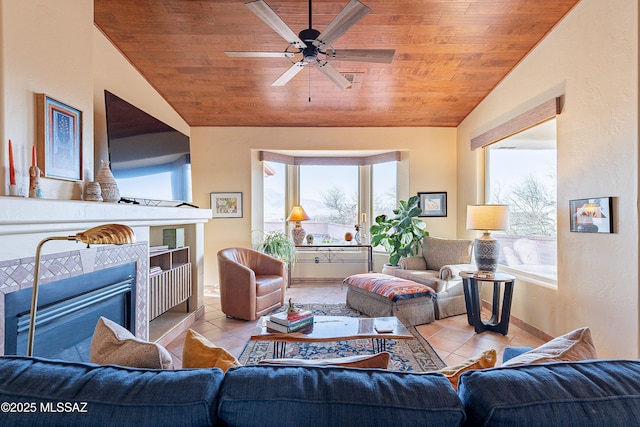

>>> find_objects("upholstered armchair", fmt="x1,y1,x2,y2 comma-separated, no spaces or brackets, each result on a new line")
217,248,287,321
394,236,475,319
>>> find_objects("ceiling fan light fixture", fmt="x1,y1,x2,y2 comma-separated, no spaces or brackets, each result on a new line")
229,0,390,90
302,46,319,63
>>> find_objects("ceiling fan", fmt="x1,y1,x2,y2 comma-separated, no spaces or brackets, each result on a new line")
225,0,395,89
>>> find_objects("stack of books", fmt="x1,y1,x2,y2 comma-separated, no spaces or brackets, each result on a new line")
265,310,314,333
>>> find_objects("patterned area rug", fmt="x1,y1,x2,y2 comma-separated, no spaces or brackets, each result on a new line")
239,303,445,372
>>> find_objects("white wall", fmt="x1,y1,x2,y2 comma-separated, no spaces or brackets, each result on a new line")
1,0,93,199
457,0,638,358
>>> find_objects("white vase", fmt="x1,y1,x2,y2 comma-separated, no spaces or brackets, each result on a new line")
96,161,120,203
84,181,103,202
381,264,399,276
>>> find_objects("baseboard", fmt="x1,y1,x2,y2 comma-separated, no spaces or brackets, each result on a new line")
481,300,553,342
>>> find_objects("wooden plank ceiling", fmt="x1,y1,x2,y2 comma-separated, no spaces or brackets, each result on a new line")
94,0,580,127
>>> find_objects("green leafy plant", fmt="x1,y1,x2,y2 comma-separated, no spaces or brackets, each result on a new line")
369,195,428,266
255,230,296,263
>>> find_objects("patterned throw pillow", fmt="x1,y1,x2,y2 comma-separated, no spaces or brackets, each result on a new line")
182,329,241,372
90,316,173,369
438,349,497,390
258,352,391,369
501,327,597,366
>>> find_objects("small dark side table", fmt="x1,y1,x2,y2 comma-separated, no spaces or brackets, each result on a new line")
460,272,516,335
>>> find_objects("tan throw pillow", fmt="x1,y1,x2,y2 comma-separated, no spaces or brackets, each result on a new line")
501,327,597,366
258,351,391,369
438,349,497,390
423,236,473,271
182,329,241,372
90,317,173,369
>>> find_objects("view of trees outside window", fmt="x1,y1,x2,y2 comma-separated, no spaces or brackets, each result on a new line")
487,119,557,280
262,158,399,244
372,161,397,220
300,165,359,243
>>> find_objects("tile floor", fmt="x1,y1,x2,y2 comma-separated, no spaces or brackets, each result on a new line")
166,281,547,369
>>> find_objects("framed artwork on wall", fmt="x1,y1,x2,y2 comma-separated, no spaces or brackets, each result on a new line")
569,197,613,233
36,94,83,181
211,192,243,218
418,192,447,217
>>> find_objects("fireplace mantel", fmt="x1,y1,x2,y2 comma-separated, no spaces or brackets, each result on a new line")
0,196,211,234
0,196,212,261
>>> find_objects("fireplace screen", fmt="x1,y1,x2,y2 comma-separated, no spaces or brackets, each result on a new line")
4,262,136,362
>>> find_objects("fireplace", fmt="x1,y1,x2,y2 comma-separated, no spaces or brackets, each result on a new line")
4,263,136,362
0,242,149,356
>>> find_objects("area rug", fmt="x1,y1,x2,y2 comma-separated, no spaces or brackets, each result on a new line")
238,303,445,372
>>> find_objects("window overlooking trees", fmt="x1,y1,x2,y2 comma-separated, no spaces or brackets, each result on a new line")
260,153,399,244
486,118,557,281
372,161,397,220
263,161,286,233
300,165,359,243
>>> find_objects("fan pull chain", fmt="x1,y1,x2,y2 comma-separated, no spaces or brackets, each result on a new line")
308,0,312,102
308,67,312,102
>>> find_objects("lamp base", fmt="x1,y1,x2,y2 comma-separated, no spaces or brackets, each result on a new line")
474,233,500,272
291,224,306,246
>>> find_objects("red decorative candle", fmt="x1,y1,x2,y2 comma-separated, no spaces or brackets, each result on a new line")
8,139,16,185
32,145,36,167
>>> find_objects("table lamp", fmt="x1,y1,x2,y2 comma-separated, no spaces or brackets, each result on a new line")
466,205,509,272
27,223,136,356
286,206,310,245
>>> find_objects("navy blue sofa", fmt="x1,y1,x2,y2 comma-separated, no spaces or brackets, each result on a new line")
1,355,639,426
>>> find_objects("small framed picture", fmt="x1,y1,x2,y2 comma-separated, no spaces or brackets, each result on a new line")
36,94,83,181
211,192,243,218
418,192,447,217
569,197,613,233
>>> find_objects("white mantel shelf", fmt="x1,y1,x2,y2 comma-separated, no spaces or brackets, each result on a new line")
0,196,212,235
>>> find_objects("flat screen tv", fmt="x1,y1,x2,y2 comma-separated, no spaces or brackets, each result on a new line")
104,90,192,205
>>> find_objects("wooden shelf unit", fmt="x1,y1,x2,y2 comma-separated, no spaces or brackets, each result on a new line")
149,247,192,321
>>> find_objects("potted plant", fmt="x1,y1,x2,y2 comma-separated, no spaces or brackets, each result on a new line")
255,230,296,263
369,195,428,272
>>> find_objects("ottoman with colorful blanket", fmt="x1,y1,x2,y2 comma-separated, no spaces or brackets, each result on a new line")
343,273,436,326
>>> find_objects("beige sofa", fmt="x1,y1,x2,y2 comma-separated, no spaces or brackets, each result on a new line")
394,236,475,319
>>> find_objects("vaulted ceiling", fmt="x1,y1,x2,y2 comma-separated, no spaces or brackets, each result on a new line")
94,0,580,127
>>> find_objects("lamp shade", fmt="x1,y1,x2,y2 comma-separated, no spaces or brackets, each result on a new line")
577,203,606,219
27,223,135,356
75,223,136,245
287,206,310,222
466,205,509,231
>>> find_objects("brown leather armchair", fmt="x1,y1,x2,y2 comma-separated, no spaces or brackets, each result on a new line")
217,248,287,321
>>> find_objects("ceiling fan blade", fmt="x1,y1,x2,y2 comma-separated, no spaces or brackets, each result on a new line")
330,49,395,64
225,51,296,59
317,62,352,89
314,0,371,48
271,62,306,86
245,0,306,49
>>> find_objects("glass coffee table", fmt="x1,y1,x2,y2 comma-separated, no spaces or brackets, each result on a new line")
251,316,413,358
